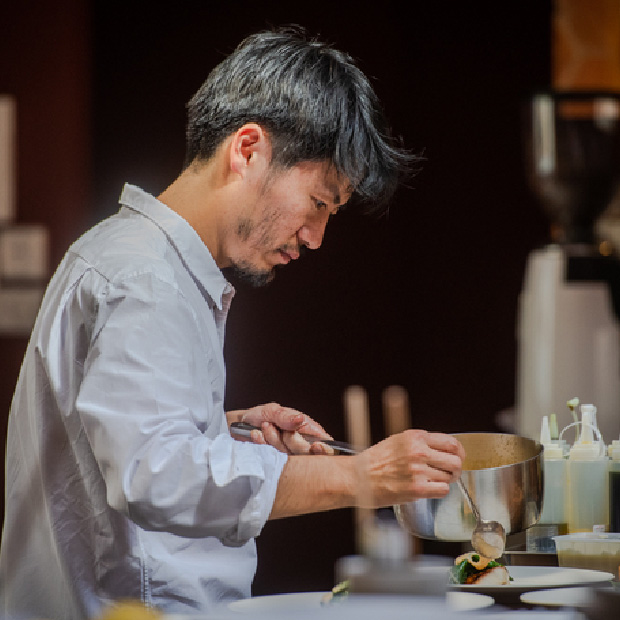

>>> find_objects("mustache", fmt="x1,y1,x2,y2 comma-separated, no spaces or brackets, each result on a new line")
278,244,308,259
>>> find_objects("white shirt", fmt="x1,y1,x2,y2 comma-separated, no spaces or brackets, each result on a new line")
0,184,288,619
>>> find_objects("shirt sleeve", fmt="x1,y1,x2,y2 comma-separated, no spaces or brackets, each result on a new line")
74,270,288,546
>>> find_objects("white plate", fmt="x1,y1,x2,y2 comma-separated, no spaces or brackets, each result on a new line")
450,565,614,595
520,586,596,609
228,592,326,612
227,590,493,614
446,591,494,610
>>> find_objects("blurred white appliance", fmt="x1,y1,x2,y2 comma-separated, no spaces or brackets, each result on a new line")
516,91,620,445
517,244,620,443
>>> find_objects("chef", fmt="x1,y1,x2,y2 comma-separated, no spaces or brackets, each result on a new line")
0,26,465,619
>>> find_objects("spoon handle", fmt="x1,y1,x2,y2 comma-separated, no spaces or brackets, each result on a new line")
457,478,481,522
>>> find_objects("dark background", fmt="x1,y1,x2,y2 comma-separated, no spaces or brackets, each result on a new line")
1,0,551,596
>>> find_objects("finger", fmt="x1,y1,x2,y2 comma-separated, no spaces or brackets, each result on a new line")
422,465,454,485
424,435,465,478
397,430,462,476
412,479,452,499
250,429,266,445
278,431,337,455
262,404,333,439
426,451,463,482
261,421,291,454
261,404,305,431
239,404,276,429
281,430,313,455
294,416,333,440
280,431,337,456
426,432,466,460
309,441,336,456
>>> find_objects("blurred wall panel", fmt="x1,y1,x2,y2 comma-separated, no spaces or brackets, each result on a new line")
553,0,620,90
0,0,92,516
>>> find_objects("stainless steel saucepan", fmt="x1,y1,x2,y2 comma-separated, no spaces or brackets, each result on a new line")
394,432,543,542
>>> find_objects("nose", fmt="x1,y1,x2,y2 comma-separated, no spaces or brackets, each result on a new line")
297,217,329,250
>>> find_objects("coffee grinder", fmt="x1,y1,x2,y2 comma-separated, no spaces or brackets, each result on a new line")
516,90,620,446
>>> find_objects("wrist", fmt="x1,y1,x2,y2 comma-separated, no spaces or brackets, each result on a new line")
335,455,359,508
270,455,359,519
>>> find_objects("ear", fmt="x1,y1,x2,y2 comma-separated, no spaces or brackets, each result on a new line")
229,123,271,176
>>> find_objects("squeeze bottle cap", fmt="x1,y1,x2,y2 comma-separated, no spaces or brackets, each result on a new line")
540,416,551,444
609,437,620,461
581,404,598,432
549,414,559,440
540,415,563,459
569,409,604,461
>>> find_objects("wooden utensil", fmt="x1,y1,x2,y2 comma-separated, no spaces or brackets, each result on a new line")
343,385,372,553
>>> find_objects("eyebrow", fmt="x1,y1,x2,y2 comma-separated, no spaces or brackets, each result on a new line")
320,166,352,206
324,181,341,206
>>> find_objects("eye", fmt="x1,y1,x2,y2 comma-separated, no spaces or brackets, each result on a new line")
313,197,328,211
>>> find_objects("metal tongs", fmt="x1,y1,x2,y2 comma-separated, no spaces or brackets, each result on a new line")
229,421,357,454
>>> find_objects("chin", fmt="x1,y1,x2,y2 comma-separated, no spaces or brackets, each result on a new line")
224,262,275,288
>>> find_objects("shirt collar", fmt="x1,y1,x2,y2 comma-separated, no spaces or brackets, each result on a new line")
118,183,234,310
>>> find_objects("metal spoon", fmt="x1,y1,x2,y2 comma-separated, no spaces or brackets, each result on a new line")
457,478,506,560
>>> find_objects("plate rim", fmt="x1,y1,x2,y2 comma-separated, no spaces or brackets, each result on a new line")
445,590,495,610
227,591,328,612
228,590,496,613
519,586,596,608
449,565,615,593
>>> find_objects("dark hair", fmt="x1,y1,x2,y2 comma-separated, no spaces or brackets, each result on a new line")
185,26,417,212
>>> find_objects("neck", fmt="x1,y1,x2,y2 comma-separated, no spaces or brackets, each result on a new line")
158,159,228,266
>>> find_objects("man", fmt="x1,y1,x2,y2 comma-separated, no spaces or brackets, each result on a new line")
0,27,465,618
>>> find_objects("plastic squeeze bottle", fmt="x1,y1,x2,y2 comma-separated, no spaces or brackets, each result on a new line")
609,436,620,532
539,416,567,532
566,405,609,533
549,413,568,456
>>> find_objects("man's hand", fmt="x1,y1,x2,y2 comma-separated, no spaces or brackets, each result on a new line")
354,429,466,506
227,403,335,455
269,429,465,519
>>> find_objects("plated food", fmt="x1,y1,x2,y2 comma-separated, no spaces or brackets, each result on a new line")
449,565,615,599
449,552,511,585
321,580,350,605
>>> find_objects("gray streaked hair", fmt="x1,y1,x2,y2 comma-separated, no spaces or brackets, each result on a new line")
185,25,418,212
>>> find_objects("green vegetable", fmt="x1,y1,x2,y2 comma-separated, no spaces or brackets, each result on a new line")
448,559,503,584
331,580,349,599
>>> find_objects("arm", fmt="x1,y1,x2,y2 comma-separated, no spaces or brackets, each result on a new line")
269,429,465,519
269,454,357,518
77,272,287,543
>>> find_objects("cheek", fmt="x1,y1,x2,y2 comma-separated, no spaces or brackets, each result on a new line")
236,219,253,242
253,209,302,247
